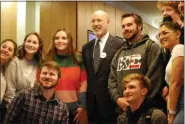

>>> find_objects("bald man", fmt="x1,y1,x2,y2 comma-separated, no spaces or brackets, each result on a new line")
82,10,124,124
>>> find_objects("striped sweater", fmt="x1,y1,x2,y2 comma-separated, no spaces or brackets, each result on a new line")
53,53,87,108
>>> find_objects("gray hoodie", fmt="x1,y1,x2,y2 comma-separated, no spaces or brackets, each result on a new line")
108,35,165,103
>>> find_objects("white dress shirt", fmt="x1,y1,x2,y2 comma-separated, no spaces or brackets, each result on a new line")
93,32,109,58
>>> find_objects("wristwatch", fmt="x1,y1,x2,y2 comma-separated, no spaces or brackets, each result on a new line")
168,109,177,115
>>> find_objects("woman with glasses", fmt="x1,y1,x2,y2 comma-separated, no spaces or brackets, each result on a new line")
158,22,184,124
157,1,184,44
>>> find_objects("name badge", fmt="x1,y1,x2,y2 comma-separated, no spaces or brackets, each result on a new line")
100,52,107,58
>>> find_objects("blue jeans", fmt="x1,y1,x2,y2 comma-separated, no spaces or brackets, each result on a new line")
173,86,184,124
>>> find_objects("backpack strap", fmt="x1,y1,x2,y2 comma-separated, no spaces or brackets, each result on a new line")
145,39,153,57
141,39,153,74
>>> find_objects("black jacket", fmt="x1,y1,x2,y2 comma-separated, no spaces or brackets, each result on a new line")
82,35,124,122
117,98,167,124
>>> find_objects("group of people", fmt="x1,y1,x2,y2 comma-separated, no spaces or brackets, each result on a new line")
0,1,184,124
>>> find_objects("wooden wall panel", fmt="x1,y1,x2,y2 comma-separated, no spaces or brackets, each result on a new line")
105,4,115,36
40,2,76,52
77,2,92,50
1,2,17,42
65,2,77,49
91,2,104,12
40,2,52,52
51,2,65,31
115,8,125,38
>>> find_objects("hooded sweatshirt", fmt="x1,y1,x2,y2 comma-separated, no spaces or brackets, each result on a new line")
108,35,165,103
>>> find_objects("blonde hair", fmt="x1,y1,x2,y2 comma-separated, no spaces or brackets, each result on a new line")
122,73,150,91
157,1,181,15
40,61,61,78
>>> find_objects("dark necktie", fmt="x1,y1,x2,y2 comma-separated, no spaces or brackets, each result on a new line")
93,39,100,73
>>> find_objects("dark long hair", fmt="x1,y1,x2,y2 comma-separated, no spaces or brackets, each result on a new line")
16,32,44,64
160,21,181,67
46,28,80,65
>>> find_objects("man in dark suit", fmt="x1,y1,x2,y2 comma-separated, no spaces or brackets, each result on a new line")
82,10,124,124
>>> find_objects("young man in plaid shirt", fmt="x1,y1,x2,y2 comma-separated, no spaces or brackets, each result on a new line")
4,61,69,124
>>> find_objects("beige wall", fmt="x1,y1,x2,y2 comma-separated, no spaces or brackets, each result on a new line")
1,2,17,42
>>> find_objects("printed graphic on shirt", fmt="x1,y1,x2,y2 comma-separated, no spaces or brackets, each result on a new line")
117,54,142,71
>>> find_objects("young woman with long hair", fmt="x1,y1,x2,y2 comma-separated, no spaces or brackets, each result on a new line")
4,32,44,106
46,29,87,124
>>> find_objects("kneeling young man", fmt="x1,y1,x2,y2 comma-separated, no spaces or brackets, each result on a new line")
4,61,69,124
117,73,167,124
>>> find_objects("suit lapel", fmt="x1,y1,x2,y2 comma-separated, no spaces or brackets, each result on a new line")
96,35,114,73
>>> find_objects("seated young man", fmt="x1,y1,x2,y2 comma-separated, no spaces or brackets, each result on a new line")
4,61,69,124
117,73,167,124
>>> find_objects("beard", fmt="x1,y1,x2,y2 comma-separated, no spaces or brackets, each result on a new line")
124,28,139,42
39,77,58,89
40,82,57,89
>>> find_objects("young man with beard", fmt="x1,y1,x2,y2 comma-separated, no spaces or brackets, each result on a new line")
108,13,165,114
117,73,167,124
82,10,124,123
4,61,69,124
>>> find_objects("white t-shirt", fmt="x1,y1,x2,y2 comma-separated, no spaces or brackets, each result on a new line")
165,44,184,84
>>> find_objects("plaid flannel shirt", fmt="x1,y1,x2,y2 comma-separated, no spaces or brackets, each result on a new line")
4,87,69,124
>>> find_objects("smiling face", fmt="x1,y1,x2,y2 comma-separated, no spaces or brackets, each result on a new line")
178,1,184,15
39,66,59,89
159,25,180,50
54,30,69,54
121,17,141,41
161,5,180,21
24,34,39,57
1,41,15,64
91,10,109,39
123,80,147,104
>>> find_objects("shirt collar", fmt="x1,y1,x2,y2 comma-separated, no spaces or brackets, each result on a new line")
95,32,109,45
34,86,60,104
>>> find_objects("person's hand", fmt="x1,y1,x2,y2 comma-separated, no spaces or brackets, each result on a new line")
168,114,175,124
116,97,129,111
73,107,86,122
162,86,169,101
